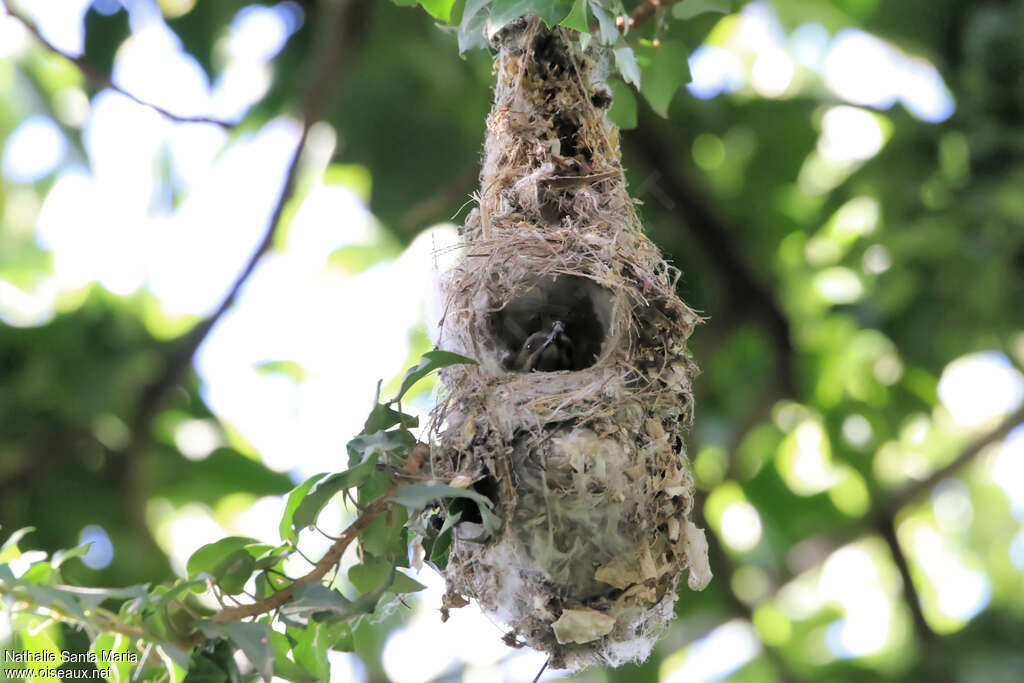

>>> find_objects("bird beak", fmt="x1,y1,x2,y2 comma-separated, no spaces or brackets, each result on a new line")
542,321,566,349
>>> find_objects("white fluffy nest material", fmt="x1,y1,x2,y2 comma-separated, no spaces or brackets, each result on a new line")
429,17,711,670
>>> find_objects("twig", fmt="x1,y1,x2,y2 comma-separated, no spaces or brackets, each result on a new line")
208,493,391,623
881,406,1024,515
109,0,373,549
0,0,235,128
865,406,1024,642
628,0,683,28
875,513,934,642
531,656,550,683
583,0,685,34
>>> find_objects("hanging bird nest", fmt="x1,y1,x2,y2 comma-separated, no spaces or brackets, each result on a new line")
429,16,711,670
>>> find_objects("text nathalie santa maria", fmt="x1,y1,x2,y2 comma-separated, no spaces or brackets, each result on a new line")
4,650,138,664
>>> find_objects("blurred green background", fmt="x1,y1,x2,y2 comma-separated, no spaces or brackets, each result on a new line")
2,0,1024,681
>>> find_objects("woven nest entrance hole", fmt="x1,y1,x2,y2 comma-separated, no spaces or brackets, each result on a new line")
430,17,712,671
489,274,612,372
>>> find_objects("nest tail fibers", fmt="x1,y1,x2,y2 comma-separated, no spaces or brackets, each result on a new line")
431,17,711,670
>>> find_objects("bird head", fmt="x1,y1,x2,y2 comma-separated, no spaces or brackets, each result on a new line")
513,320,574,372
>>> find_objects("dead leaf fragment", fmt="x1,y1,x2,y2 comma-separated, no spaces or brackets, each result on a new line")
683,520,712,591
449,474,473,489
595,544,658,589
551,608,616,644
595,554,644,590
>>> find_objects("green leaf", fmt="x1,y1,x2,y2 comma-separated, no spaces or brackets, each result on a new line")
91,633,133,683
270,631,319,682
607,78,638,129
458,0,492,53
292,461,377,533
420,0,459,21
637,39,691,117
289,622,331,680
186,537,257,579
0,527,34,562
251,544,291,571
213,550,256,595
347,429,416,468
323,164,373,202
390,482,502,537
348,556,424,594
427,526,454,570
254,360,306,383
359,506,409,561
280,474,327,544
52,583,149,610
20,560,55,585
439,509,464,536
672,0,733,20
197,622,273,682
156,643,191,677
326,621,356,652
394,350,477,403
280,583,353,627
23,584,88,620
486,0,574,38
358,469,395,506
389,570,427,593
327,241,403,275
184,639,242,683
560,0,589,31
361,401,418,434
50,543,91,569
614,46,642,88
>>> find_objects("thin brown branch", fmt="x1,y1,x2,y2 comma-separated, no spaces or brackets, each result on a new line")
0,584,147,641
0,0,235,128
211,492,392,624
864,406,1024,642
881,406,1024,516
712,402,1024,654
628,0,682,28
174,492,392,651
109,0,374,547
875,513,934,642
586,0,683,33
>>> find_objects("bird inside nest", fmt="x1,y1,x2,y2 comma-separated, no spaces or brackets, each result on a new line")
510,320,575,372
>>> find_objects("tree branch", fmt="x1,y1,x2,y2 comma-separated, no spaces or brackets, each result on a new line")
587,0,683,32
624,113,798,396
864,406,1024,642
874,513,934,642
794,409,1021,639
110,0,374,548
881,406,1024,516
210,493,391,625
627,0,682,28
0,0,235,128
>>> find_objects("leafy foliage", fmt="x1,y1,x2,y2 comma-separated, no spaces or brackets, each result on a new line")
0,352,479,681
3,0,1024,681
